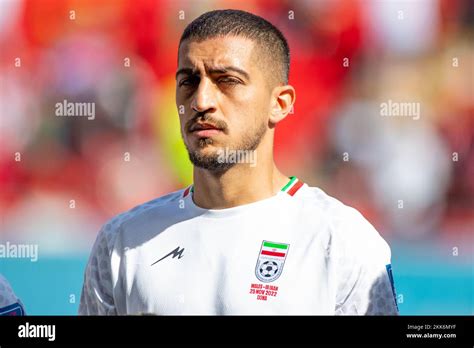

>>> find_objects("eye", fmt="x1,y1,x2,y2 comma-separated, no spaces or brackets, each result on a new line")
217,77,241,85
179,77,199,87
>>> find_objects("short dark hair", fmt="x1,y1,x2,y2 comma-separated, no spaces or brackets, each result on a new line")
179,9,290,85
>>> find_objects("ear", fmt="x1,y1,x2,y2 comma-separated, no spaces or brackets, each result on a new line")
269,85,296,126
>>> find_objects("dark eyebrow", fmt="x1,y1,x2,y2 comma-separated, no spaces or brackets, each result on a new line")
208,66,250,81
175,66,250,81
175,68,196,80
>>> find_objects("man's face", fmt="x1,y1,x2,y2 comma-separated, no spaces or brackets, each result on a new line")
176,36,272,172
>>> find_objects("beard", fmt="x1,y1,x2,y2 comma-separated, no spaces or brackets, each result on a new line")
186,121,267,173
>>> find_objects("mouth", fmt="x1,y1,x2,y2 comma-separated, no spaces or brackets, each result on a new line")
189,122,224,137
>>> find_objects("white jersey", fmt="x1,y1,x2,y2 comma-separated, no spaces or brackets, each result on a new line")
79,177,398,315
0,274,26,316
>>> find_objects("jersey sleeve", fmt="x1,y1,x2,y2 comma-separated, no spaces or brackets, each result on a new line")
333,208,399,315
0,274,26,316
79,223,117,315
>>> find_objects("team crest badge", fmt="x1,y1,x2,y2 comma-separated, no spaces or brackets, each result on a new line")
255,240,290,282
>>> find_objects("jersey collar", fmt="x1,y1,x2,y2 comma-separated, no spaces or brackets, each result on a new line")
182,176,304,198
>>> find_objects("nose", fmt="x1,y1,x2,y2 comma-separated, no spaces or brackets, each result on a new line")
190,77,217,114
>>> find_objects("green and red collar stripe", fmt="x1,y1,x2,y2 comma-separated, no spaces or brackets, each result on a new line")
280,176,304,196
182,185,194,198
182,176,304,198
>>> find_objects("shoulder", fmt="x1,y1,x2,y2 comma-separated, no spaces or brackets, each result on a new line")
0,274,25,315
0,274,18,305
93,189,186,252
295,185,391,262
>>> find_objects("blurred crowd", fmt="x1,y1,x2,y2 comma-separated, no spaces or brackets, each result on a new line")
0,0,472,252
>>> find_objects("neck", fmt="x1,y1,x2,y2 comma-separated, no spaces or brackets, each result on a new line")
192,150,289,209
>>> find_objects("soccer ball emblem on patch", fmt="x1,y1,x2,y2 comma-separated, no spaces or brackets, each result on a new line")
255,241,289,282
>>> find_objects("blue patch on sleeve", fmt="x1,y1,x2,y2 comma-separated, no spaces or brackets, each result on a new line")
386,264,399,311
0,302,25,316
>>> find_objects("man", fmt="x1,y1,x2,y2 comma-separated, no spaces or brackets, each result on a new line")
79,9,398,315
0,274,26,316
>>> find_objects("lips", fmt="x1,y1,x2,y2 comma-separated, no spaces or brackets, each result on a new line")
190,122,222,132
189,122,225,137
191,128,223,137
